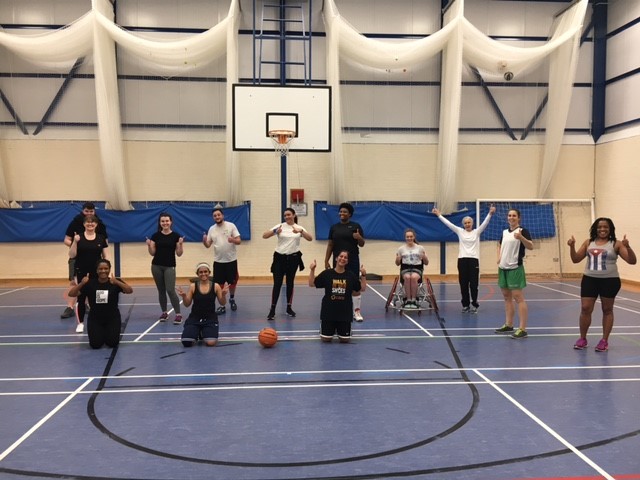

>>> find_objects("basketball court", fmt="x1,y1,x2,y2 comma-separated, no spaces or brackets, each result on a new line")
1,278,639,480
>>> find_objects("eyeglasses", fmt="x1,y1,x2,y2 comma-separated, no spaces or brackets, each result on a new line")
197,270,209,275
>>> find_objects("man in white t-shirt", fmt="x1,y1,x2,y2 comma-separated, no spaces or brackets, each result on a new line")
202,208,241,314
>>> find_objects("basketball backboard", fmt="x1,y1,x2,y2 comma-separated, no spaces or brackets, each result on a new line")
232,84,331,152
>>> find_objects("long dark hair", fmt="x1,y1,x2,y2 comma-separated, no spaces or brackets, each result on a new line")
589,217,616,242
284,207,298,224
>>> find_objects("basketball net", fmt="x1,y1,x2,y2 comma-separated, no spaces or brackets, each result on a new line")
269,130,295,156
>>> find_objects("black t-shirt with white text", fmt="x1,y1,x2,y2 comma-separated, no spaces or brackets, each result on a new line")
314,268,361,322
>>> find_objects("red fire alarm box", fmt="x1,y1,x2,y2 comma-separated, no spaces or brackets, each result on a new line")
290,189,304,204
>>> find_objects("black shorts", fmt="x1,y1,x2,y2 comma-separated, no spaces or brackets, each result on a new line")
400,263,423,280
213,260,239,287
320,319,351,339
580,275,621,299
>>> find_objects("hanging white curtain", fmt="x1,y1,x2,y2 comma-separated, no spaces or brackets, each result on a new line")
0,0,587,210
225,0,242,206
538,0,589,197
436,0,464,214
92,0,130,210
322,0,588,213
0,150,10,207
0,0,240,209
323,0,346,202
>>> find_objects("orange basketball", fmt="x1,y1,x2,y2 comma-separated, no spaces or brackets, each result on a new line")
258,327,278,348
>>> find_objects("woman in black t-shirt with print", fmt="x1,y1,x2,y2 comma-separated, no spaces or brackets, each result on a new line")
309,251,367,343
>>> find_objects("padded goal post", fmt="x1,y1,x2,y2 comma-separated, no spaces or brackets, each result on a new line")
476,199,595,278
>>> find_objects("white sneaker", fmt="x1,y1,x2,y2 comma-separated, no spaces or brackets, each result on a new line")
75,323,85,333
353,309,364,322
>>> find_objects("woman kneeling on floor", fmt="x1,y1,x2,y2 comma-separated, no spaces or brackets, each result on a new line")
68,259,133,349
177,262,228,347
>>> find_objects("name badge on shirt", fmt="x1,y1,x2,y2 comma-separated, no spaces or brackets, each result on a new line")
96,289,109,304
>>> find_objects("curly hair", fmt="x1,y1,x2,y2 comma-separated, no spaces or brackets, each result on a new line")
589,217,616,243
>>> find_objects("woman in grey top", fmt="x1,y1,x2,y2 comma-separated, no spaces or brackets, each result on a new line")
568,217,636,352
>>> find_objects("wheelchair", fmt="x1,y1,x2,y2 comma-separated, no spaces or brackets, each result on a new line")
385,272,439,315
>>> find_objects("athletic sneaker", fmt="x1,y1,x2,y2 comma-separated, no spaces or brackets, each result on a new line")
173,314,183,325
230,299,237,311
573,338,588,350
158,312,169,322
495,324,514,334
595,338,608,352
216,306,226,315
461,306,470,313
354,309,364,322
75,322,84,333
470,306,478,314
510,328,528,339
60,307,75,319
286,306,296,317
267,307,276,321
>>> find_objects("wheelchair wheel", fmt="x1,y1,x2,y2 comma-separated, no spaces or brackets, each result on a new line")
385,276,399,312
426,278,439,314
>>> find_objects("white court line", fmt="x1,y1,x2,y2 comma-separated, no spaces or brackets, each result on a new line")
0,286,29,297
134,301,184,342
368,284,435,337
531,282,640,314
473,369,615,480
0,377,94,463
2,363,639,383
1,376,640,397
3,331,640,347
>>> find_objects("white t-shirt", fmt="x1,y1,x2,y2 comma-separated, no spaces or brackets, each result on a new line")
206,221,240,263
396,244,426,266
437,213,492,259
271,223,307,255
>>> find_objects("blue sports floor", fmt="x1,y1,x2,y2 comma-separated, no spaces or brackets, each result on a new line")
0,279,639,480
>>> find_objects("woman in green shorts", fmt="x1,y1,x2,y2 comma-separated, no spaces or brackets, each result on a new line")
494,209,533,339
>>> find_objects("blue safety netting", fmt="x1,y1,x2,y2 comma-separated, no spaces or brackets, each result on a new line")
314,201,555,242
0,202,251,242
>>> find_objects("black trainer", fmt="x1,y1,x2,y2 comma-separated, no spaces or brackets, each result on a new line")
267,307,276,321
286,306,296,317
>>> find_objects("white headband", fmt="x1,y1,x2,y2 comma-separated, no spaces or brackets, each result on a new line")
195,262,210,273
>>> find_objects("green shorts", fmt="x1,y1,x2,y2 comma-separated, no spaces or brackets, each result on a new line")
498,265,527,290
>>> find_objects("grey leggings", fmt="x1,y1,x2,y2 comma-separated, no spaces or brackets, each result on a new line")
151,264,181,313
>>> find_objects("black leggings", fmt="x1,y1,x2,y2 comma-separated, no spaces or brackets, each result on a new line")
270,252,301,307
457,257,480,307
87,312,122,349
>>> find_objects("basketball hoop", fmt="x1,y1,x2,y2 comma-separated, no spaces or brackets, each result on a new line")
268,129,295,156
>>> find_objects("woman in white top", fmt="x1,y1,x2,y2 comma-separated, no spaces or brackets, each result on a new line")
263,208,313,320
395,228,429,309
433,206,495,313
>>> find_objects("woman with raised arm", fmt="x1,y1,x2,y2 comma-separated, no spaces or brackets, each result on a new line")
568,217,636,352
263,207,312,320
432,205,495,313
